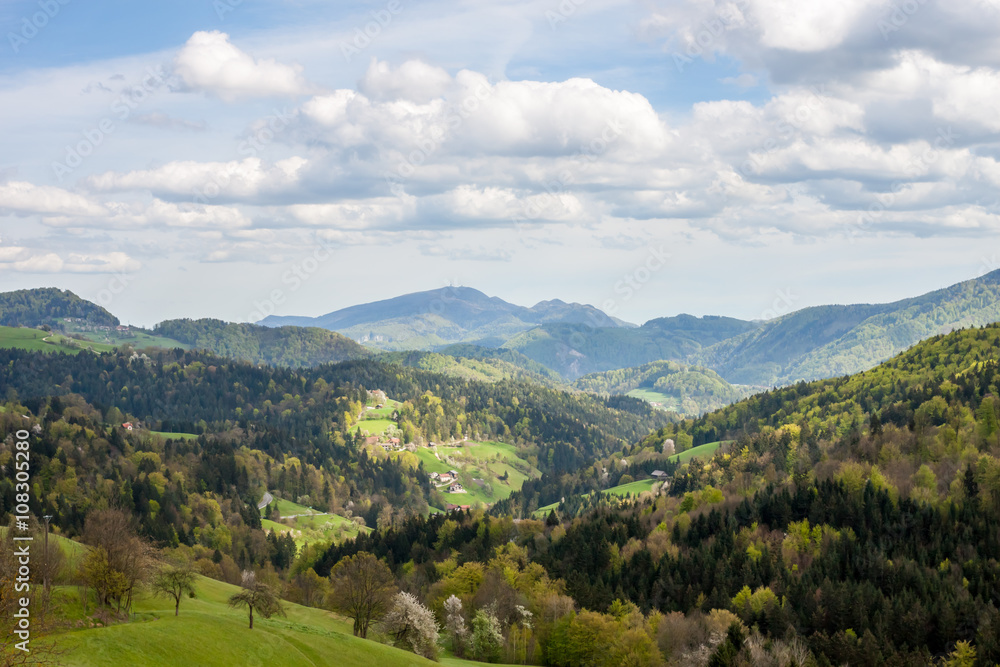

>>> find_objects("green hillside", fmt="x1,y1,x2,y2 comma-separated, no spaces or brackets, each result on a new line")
0,287,118,328
574,359,755,415
697,269,1000,385
49,574,504,667
0,325,116,354
378,347,565,387
153,318,371,367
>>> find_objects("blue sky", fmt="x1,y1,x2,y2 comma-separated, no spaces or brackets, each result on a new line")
1,0,999,326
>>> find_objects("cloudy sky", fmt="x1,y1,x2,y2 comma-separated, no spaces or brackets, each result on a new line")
1,0,999,326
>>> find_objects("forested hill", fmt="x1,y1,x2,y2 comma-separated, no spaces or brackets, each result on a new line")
573,359,755,415
680,322,1000,446
152,318,371,367
0,287,118,328
325,322,1000,664
0,348,668,474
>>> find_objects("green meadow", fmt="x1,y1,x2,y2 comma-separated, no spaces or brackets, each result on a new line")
48,574,511,667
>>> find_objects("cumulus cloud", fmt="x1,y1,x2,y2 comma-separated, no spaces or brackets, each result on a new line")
86,157,308,201
173,31,311,101
0,181,107,217
0,248,141,274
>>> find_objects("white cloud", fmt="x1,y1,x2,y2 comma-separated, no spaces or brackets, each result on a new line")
0,249,141,274
0,181,107,217
86,157,308,200
173,31,311,101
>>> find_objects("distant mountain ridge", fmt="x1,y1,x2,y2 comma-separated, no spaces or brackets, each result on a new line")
260,286,632,350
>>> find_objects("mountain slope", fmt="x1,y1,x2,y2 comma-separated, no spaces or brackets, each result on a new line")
0,287,118,328
697,269,1000,385
502,315,758,379
259,286,630,350
573,359,755,415
153,319,371,367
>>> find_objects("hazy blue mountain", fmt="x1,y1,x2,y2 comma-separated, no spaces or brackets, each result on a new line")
260,286,631,350
698,268,1000,385
505,270,1000,385
501,315,759,379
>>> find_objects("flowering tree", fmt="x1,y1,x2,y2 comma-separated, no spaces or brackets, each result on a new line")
444,595,468,656
380,592,440,660
471,607,503,663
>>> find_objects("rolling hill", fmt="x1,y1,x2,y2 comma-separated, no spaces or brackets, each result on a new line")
150,319,371,367
0,287,118,328
573,359,757,415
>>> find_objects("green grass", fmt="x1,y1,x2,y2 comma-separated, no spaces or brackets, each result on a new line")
46,568,513,666
352,419,396,436
670,440,729,463
59,320,188,351
416,441,540,508
364,399,402,418
263,514,367,550
602,478,656,497
0,326,114,354
533,477,660,516
626,388,682,412
149,431,200,441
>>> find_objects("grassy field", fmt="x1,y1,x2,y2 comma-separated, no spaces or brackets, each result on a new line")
149,431,200,441
262,513,367,549
59,320,188,351
534,478,658,515
363,399,402,418
48,574,511,667
352,418,396,436
670,440,729,463
626,388,682,412
0,326,115,354
411,441,540,509
602,478,656,497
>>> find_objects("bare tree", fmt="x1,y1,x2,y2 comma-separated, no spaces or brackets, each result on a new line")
82,508,155,613
228,571,285,629
327,552,397,638
152,563,197,616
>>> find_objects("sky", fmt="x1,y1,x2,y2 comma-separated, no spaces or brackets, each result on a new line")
1,0,1000,327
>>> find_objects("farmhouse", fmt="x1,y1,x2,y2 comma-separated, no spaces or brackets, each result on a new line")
651,470,669,479
122,422,134,431
436,473,456,484
448,483,466,493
